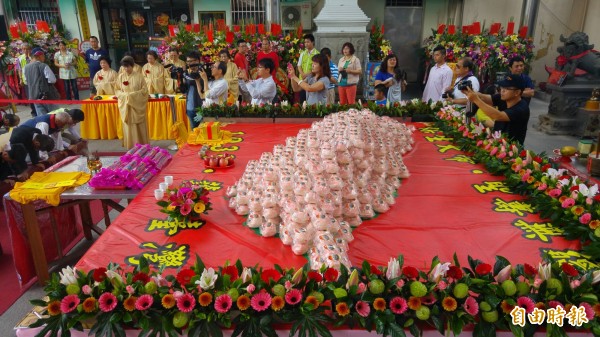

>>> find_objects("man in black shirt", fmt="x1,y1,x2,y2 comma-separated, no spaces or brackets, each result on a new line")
9,126,55,166
465,75,530,145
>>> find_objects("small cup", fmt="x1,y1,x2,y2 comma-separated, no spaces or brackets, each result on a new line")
154,189,164,200
164,175,173,186
159,182,168,192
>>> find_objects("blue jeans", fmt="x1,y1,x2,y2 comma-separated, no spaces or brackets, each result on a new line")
187,109,201,129
64,79,79,100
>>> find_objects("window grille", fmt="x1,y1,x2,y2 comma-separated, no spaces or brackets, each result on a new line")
231,0,266,25
385,0,423,7
16,0,61,30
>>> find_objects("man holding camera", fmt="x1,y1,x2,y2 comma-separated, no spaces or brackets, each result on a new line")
465,75,530,145
200,61,228,106
182,51,204,129
444,57,480,106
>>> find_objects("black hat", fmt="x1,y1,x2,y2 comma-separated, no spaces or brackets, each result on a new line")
497,74,526,90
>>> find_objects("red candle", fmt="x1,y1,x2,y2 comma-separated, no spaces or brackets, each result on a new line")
258,24,265,35
437,24,446,34
207,30,214,43
472,21,481,35
448,25,456,34
9,25,19,38
168,25,177,37
193,24,200,33
518,25,528,38
489,23,501,35
507,21,515,35
462,25,470,34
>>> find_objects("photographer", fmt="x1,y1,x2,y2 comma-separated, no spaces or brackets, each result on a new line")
182,51,204,129
200,61,228,106
240,58,277,105
464,75,530,145
444,57,480,106
165,47,186,93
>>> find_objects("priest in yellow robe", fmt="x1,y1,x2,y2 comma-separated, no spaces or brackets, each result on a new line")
219,50,239,103
92,56,118,95
115,56,149,149
142,50,174,95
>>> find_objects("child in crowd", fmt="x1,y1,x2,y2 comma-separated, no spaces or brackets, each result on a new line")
374,84,387,106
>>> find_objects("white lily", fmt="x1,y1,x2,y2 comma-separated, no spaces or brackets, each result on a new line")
240,267,253,283
196,267,218,290
543,168,564,180
538,263,552,281
386,257,400,279
495,265,512,283
429,262,450,282
105,269,122,284
472,123,484,136
492,131,502,140
59,266,78,286
592,270,600,285
579,183,599,198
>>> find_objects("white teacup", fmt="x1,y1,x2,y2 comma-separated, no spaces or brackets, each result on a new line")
154,189,164,200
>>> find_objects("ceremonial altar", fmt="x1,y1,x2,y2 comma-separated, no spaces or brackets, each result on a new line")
80,95,190,140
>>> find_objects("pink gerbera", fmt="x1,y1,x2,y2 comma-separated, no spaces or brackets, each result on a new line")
463,296,479,316
99,292,118,312
580,302,594,320
250,291,272,312
177,293,196,313
135,294,154,311
180,200,193,216
214,294,233,313
285,289,303,305
60,294,80,314
548,300,564,309
390,297,408,314
516,296,535,313
355,301,371,317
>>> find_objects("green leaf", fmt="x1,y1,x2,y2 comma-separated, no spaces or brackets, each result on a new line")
509,323,525,337
493,256,511,275
431,313,445,335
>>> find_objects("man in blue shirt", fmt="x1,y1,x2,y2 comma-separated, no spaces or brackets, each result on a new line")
320,48,338,105
84,36,109,94
508,56,534,104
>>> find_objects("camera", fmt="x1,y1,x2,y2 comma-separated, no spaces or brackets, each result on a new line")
457,79,473,91
169,65,185,80
442,91,454,99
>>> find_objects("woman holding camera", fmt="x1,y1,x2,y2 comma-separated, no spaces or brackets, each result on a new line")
93,56,118,95
337,42,361,104
142,50,174,95
115,56,149,149
374,54,406,104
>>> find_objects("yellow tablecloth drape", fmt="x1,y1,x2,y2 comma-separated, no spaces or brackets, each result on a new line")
80,95,189,140
10,172,91,206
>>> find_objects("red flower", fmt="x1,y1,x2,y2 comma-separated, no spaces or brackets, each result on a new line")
261,268,282,284
222,265,239,281
132,272,150,284
123,81,129,86
594,195,600,202
519,150,527,157
402,266,419,279
324,268,339,282
370,265,383,275
176,269,196,286
561,263,579,277
533,156,543,163
557,55,568,66
145,69,150,74
570,186,579,192
98,75,103,80
541,164,551,172
446,266,463,279
523,263,537,276
307,271,323,282
92,267,107,282
475,263,492,276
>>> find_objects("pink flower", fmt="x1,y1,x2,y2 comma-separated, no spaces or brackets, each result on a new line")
561,198,575,208
579,213,592,224
490,147,498,156
549,189,562,198
356,283,367,294
463,296,479,316
355,300,371,317
390,297,408,314
177,293,196,313
247,284,256,294
60,294,80,314
570,280,581,289
82,285,92,295
173,291,184,299
537,183,547,191
516,296,535,313
180,199,193,215
586,197,594,205
579,302,594,320
497,152,507,160
126,285,135,294
214,294,233,313
135,294,153,310
284,281,293,290
99,293,118,312
250,291,272,312
437,280,448,290
548,301,564,309
396,279,405,289
285,289,303,305
533,278,543,288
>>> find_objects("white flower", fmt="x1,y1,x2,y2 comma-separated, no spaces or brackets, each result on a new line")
492,131,502,140
240,267,253,283
386,257,400,279
281,100,289,107
196,267,218,289
473,123,484,135
105,269,122,283
59,266,78,285
592,270,600,285
429,262,450,282
538,263,551,281
495,265,512,283
579,184,598,198
411,98,420,105
544,168,566,180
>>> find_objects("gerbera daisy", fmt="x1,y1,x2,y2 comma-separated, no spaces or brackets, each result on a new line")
260,269,282,284
98,292,118,312
501,300,514,314
390,297,408,314
446,266,463,280
355,300,370,317
222,265,239,281
516,296,535,313
304,296,319,310
580,302,594,320
250,291,272,312
177,293,196,313
442,297,457,312
535,302,545,310
237,295,251,310
176,269,196,286
271,296,285,311
194,202,206,214
214,294,233,314
132,272,150,284
592,303,600,317
82,297,97,313
373,298,386,312
60,294,80,314
285,289,302,305
323,268,339,282
161,294,175,309
408,296,421,310
135,294,153,311
463,296,479,316
402,266,419,279
47,300,61,316
123,296,137,312
548,301,564,309
199,292,213,307
336,302,350,316
307,271,323,282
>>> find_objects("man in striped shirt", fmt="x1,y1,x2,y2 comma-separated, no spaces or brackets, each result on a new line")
320,48,338,105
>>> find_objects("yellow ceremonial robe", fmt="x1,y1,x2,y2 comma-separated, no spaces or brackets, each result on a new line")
118,63,142,76
115,71,149,149
225,62,239,100
93,68,118,95
142,62,174,95
164,58,186,93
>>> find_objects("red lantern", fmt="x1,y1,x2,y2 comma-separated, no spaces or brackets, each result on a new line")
506,21,515,35
472,21,481,35
462,25,470,34
518,26,528,38
448,25,456,34
437,24,446,34
489,23,501,35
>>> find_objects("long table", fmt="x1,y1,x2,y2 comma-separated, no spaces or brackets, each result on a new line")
80,95,191,140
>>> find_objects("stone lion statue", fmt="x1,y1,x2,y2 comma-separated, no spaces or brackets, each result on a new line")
549,32,600,82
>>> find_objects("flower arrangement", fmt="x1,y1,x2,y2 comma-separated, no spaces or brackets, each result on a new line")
30,255,600,337
156,179,212,223
369,20,392,61
423,23,534,82
436,106,600,262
